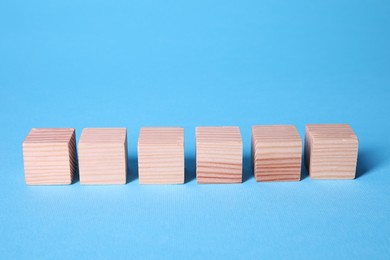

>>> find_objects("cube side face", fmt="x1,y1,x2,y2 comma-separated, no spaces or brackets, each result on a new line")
196,127,243,184
196,145,243,178
23,142,72,185
306,124,359,180
252,125,302,182
309,138,358,179
68,130,78,183
78,143,127,184
251,131,255,172
124,136,128,183
138,144,184,185
253,140,302,182
137,128,184,184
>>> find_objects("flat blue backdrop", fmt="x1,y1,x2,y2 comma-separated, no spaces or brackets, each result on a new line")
1,0,389,259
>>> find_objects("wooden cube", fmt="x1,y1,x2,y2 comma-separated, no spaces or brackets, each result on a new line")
252,125,302,182
22,128,77,185
138,127,184,184
305,124,358,179
196,126,242,184
78,128,127,184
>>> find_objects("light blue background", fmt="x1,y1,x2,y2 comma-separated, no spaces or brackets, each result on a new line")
1,0,389,259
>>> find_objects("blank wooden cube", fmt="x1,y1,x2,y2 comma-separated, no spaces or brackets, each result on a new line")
196,126,242,184
138,127,184,184
305,124,358,179
252,125,302,182
22,128,77,185
78,128,127,184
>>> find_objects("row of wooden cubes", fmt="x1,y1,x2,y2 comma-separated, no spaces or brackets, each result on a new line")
22,124,359,185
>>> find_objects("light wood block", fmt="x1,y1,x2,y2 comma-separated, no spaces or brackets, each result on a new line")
252,125,302,182
22,128,77,185
78,128,127,184
305,124,358,179
196,126,242,184
138,127,184,184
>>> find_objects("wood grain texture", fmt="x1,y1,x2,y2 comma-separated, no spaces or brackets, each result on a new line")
22,128,77,185
305,124,358,179
252,125,302,182
78,128,127,184
196,126,242,184
138,127,184,184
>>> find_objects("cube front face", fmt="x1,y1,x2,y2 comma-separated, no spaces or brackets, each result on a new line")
252,125,302,182
22,128,77,185
196,127,243,184
78,128,127,185
305,124,358,179
138,127,184,184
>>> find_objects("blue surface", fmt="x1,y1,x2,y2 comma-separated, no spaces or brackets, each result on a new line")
1,0,389,259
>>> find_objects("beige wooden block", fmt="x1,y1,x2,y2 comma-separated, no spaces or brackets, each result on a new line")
305,124,358,179
196,126,242,184
78,128,127,184
138,127,184,184
252,125,302,182
22,128,77,185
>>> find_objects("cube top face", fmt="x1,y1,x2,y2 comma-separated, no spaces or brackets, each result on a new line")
305,124,358,180
252,125,301,146
79,128,127,145
196,126,242,145
23,128,76,185
196,126,243,184
138,127,184,185
306,124,358,143
138,127,184,146
24,128,75,144
252,125,302,182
